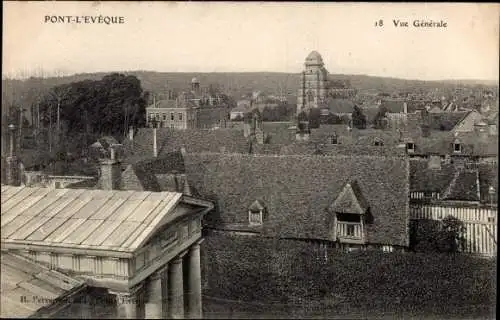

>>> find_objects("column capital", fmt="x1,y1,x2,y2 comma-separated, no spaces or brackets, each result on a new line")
110,282,144,297
171,250,187,264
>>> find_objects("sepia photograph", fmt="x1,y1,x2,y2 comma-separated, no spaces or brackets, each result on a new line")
1,2,498,319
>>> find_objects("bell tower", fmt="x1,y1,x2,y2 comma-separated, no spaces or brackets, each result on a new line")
297,51,329,115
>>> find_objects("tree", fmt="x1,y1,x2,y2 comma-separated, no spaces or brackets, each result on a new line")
308,108,321,129
437,216,466,253
321,112,342,125
38,73,147,142
351,105,367,129
297,111,308,122
373,105,389,129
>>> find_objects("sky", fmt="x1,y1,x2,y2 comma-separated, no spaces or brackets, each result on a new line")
3,2,499,81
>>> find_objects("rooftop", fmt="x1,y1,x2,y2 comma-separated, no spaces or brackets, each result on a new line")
1,186,185,253
1,252,85,318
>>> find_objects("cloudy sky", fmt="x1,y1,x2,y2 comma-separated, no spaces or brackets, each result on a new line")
3,2,499,81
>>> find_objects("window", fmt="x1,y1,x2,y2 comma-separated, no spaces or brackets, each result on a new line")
407,142,415,152
55,181,62,189
330,135,338,144
163,114,167,121
488,217,495,223
454,143,461,152
248,210,263,225
179,113,183,121
170,113,174,121
346,224,355,237
374,138,384,146
307,91,314,102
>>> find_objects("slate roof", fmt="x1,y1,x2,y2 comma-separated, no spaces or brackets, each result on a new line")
1,252,85,318
184,153,410,247
120,152,187,192
380,100,406,113
325,99,355,114
426,111,469,131
123,128,250,158
409,159,497,204
1,186,185,253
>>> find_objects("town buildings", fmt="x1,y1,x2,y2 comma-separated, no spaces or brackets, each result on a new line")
146,77,229,130
297,51,356,115
1,134,214,319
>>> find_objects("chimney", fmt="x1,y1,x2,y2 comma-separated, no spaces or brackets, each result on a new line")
153,127,158,158
180,146,187,158
128,127,134,141
6,124,21,186
183,176,192,196
99,144,122,190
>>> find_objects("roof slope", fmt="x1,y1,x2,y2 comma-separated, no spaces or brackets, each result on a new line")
1,186,183,253
1,252,84,318
123,128,250,157
184,153,410,246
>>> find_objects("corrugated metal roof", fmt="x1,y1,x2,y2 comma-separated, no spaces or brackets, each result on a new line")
0,252,84,318
1,186,183,253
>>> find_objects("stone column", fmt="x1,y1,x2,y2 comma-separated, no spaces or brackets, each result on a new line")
169,251,187,319
145,266,168,319
111,285,142,319
187,239,203,319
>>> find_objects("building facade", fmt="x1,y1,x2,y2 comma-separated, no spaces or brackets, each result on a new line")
146,78,229,130
297,51,356,115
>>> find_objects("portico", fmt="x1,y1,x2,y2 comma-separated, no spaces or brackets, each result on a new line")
1,185,214,319
109,239,203,319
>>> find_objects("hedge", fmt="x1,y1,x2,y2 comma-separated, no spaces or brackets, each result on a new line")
201,232,496,318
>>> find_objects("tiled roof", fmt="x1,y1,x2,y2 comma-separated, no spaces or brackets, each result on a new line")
184,153,410,246
409,160,496,203
118,153,188,193
123,128,250,158
442,170,480,202
1,186,184,253
410,160,457,194
1,252,85,318
479,162,498,204
426,111,469,131
330,180,369,214
325,99,355,114
380,100,406,113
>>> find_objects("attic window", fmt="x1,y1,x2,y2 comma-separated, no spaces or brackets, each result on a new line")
453,141,462,153
374,138,384,146
406,142,415,153
248,200,265,226
330,134,338,145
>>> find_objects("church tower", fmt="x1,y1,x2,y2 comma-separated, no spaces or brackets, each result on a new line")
297,51,329,115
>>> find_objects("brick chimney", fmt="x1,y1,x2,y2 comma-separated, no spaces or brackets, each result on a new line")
128,127,134,141
6,124,21,186
99,144,122,190
153,127,158,158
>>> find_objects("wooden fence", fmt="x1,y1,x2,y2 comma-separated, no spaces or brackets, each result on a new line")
410,204,497,257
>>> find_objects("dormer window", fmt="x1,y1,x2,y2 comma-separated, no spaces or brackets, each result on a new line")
329,181,370,244
248,200,265,226
330,134,338,145
374,137,384,146
406,142,415,153
453,139,462,153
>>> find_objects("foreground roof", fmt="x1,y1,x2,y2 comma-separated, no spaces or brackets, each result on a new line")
185,153,410,247
1,186,184,253
0,252,84,318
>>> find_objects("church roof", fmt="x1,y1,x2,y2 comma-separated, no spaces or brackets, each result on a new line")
305,50,324,65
